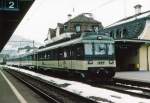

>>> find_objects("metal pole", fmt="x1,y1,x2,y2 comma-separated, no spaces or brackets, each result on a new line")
147,45,149,71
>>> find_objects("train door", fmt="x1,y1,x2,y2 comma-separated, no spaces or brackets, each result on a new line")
71,44,84,70
63,50,67,68
63,47,72,69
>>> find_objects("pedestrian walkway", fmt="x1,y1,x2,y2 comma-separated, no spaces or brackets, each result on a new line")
0,68,21,103
114,71,150,83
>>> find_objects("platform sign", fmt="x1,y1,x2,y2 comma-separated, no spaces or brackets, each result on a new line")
0,0,2,10
0,0,19,11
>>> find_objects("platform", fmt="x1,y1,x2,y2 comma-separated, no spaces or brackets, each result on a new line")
114,71,150,83
0,68,47,103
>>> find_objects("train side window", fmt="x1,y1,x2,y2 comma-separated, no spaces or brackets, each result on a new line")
107,44,114,55
64,51,67,58
72,44,84,59
77,47,84,57
85,43,93,55
44,53,47,59
58,49,64,60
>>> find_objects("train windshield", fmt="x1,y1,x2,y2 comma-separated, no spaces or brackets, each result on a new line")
84,43,114,56
94,44,106,55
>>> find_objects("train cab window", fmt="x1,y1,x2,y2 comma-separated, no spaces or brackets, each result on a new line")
75,25,81,32
85,44,93,55
94,44,106,55
107,44,114,55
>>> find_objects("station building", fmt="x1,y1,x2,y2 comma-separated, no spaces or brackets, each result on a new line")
44,13,103,45
44,9,150,71
103,4,150,71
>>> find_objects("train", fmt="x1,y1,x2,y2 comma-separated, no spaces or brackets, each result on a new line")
0,58,6,65
6,32,116,80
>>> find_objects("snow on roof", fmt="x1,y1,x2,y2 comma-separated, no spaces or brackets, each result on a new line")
105,10,150,28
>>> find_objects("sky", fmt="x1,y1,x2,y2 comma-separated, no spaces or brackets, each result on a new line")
13,0,150,44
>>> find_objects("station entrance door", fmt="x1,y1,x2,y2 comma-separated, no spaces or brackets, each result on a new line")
115,42,140,71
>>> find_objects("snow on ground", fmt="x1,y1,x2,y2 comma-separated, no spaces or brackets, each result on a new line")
2,65,150,103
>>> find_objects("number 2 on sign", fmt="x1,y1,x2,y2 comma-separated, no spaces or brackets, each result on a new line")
9,1,15,9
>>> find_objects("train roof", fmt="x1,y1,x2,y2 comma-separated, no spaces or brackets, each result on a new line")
38,32,114,53
105,10,150,28
11,32,114,57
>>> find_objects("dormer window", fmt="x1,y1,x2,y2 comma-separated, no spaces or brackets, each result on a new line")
93,26,99,32
75,25,81,32
64,25,67,32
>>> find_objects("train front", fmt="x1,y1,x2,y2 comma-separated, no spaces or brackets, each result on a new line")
82,33,116,80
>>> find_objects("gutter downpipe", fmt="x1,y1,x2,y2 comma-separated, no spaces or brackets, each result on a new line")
146,44,149,71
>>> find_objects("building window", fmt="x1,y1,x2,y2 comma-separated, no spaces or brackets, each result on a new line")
116,29,122,39
93,26,99,32
64,25,67,32
123,28,128,38
110,31,114,38
75,25,81,32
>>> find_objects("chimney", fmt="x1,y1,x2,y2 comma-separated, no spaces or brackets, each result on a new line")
67,14,72,20
134,4,142,15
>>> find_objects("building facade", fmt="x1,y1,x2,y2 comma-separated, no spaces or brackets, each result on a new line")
44,13,103,45
103,8,150,71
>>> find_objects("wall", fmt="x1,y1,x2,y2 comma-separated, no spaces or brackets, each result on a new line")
139,45,149,71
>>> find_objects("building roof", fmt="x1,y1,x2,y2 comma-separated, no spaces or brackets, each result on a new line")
106,10,150,28
57,23,63,28
115,39,150,44
65,13,101,24
48,28,56,36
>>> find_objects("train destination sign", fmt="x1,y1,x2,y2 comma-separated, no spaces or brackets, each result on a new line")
0,0,19,11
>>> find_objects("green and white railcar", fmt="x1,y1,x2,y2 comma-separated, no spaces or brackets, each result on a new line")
7,32,116,79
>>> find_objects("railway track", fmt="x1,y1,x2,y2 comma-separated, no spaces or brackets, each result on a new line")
5,69,101,103
4,66,150,101
90,78,150,99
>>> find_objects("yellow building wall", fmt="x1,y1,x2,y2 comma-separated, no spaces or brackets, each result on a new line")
139,45,150,71
148,46,150,71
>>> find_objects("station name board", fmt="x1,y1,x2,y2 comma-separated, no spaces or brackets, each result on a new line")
0,0,19,11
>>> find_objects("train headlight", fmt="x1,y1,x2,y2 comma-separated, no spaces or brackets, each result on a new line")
109,60,114,64
97,36,102,40
88,60,93,64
